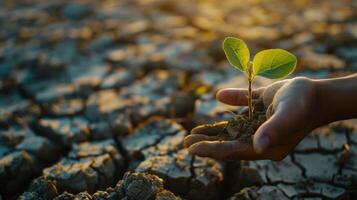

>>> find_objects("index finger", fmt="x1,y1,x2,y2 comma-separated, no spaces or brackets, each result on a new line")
216,88,264,106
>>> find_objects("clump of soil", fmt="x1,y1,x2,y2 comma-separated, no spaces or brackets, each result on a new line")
217,98,267,142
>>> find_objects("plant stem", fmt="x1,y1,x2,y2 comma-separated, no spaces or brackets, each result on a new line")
247,62,253,121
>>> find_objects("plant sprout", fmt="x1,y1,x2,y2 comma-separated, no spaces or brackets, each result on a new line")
223,37,297,120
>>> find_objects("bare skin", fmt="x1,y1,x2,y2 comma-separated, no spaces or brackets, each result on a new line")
184,74,357,161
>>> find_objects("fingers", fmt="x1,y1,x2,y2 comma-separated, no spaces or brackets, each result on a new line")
216,88,264,106
186,135,294,161
188,140,263,160
187,122,260,160
186,122,295,160
184,134,218,148
190,121,227,136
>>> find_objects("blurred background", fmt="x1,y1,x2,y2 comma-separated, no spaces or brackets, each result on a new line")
1,0,357,120
1,0,357,199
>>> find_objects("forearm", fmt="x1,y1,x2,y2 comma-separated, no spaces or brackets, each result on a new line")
314,73,357,126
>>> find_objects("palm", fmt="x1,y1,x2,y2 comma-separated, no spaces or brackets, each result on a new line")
184,78,317,160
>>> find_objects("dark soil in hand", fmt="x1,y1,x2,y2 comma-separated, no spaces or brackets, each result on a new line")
216,99,267,142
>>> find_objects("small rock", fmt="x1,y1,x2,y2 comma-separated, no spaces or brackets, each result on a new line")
118,172,164,200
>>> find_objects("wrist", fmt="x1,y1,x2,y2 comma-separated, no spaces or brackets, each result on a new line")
300,78,324,130
312,79,331,128
313,74,357,127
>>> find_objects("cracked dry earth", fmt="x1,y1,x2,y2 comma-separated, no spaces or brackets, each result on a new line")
1,0,357,199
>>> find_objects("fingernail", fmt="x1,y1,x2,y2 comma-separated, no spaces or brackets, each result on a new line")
255,135,270,153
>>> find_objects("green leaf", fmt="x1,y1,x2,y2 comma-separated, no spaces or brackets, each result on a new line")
222,37,250,72
252,49,297,79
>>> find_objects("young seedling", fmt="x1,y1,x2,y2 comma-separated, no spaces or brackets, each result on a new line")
223,37,297,120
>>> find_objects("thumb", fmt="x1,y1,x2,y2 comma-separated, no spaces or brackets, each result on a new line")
253,102,302,154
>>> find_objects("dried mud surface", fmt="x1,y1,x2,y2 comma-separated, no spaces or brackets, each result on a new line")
1,0,357,199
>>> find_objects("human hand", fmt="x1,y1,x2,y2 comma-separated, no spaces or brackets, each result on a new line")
184,77,319,160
